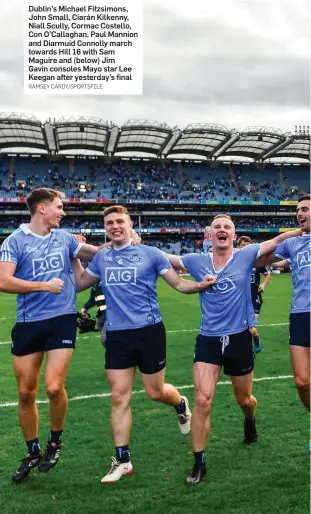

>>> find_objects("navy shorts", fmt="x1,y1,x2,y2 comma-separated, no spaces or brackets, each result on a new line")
252,293,263,315
289,312,310,348
194,329,254,376
11,314,77,356
105,321,166,374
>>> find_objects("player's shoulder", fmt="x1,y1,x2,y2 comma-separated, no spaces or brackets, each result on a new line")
182,251,205,262
55,229,74,241
236,243,259,257
1,226,25,246
137,244,163,256
281,235,303,253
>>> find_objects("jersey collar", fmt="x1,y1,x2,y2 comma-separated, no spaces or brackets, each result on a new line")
20,223,54,239
112,242,132,252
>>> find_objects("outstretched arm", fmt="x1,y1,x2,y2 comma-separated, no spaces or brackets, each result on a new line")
259,229,301,257
161,268,216,294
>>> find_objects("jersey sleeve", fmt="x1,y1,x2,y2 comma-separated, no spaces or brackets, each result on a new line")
153,248,172,275
179,253,201,276
86,251,101,278
274,239,292,260
0,234,21,264
240,243,261,270
65,232,84,258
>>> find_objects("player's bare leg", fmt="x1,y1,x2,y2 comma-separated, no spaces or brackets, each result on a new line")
290,346,310,411
231,372,258,444
12,352,44,482
250,314,262,354
101,368,136,483
185,362,220,485
141,368,192,434
38,348,74,473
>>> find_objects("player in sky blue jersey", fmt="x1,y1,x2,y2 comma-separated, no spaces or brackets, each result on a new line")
265,194,310,413
166,214,301,485
0,188,103,483
72,205,216,484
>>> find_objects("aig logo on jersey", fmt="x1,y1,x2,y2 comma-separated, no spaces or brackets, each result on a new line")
297,250,310,269
209,278,236,295
32,252,64,278
105,267,137,286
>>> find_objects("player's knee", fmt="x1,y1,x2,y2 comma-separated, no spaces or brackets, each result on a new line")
18,388,37,406
45,382,64,399
111,388,131,408
195,393,213,413
294,375,310,392
236,394,252,408
145,387,163,402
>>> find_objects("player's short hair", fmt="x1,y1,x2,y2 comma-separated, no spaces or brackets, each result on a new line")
26,188,65,215
103,205,130,219
298,194,310,203
238,235,252,246
212,214,233,222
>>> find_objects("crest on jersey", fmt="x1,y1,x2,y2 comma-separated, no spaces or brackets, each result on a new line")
51,239,62,248
129,253,141,263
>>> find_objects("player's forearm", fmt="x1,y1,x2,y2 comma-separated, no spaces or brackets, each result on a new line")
0,275,50,294
271,259,290,269
175,277,204,294
261,274,271,288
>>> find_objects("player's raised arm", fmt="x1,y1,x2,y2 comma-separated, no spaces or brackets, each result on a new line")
0,262,64,294
71,258,99,292
160,268,216,294
258,228,302,258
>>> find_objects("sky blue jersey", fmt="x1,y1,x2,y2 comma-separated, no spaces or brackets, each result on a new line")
275,234,310,313
0,224,83,322
180,244,260,336
86,243,171,331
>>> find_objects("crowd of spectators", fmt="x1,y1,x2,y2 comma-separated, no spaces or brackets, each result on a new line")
0,158,308,202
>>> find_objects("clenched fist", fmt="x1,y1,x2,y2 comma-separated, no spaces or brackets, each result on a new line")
46,278,64,294
199,274,217,291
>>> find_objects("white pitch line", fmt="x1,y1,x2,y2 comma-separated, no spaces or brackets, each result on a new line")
0,375,293,408
0,322,290,346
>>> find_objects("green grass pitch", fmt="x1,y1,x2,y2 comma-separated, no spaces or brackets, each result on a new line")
0,273,309,514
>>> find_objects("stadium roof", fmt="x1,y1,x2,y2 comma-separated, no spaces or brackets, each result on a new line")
219,126,291,161
0,113,309,162
166,123,236,159
54,117,111,154
114,120,172,156
0,112,47,151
